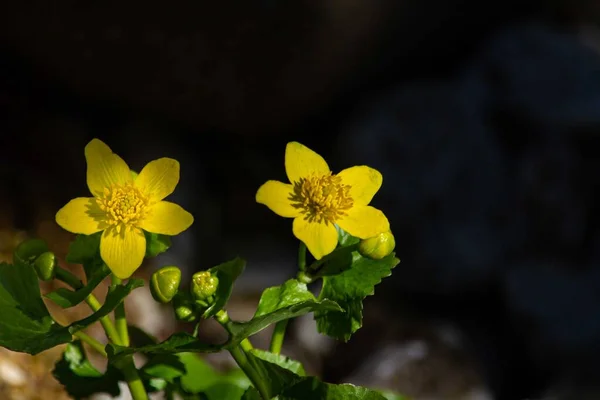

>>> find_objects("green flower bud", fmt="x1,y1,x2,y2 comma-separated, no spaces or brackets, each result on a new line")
33,251,57,281
191,271,219,303
14,239,49,267
150,266,182,304
358,230,396,260
173,292,197,322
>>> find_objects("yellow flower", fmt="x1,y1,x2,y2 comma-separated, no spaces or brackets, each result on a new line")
256,142,389,259
56,139,194,279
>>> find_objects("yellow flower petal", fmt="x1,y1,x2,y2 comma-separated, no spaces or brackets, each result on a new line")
337,166,382,206
55,197,107,235
285,142,330,184
85,139,132,197
292,218,338,260
337,205,389,239
100,226,146,279
256,180,301,218
135,158,180,201
138,201,194,235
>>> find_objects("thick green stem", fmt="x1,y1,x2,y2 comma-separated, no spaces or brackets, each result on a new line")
55,267,122,345
215,310,269,399
111,275,130,346
229,346,270,400
298,241,307,271
73,331,107,357
269,319,288,354
120,356,149,400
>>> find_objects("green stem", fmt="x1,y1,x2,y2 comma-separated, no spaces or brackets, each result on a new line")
298,241,307,271
120,356,149,400
306,243,360,273
111,275,130,346
268,242,308,355
57,267,148,400
240,338,254,352
73,331,107,357
229,346,270,400
215,310,269,399
55,267,123,346
269,319,288,354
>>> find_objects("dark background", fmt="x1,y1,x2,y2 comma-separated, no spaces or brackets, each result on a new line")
2,1,600,399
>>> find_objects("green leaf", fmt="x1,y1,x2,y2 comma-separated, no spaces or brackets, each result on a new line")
142,354,186,383
244,350,303,398
227,299,342,347
279,378,388,400
202,257,246,319
129,324,159,347
250,349,306,376
205,383,246,400
255,279,316,317
378,390,409,400
177,352,222,393
45,261,111,308
107,332,223,362
177,352,251,395
337,226,360,247
315,252,399,341
0,262,71,354
241,387,262,400
66,233,101,264
307,245,357,279
0,262,143,355
144,231,172,258
68,279,144,332
52,340,122,399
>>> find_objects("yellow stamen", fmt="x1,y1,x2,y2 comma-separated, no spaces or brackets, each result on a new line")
96,184,149,227
289,173,353,224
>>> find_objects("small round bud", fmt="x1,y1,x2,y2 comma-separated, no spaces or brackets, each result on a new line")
150,266,181,304
358,230,396,260
14,239,49,267
173,292,197,322
33,251,57,281
191,271,219,302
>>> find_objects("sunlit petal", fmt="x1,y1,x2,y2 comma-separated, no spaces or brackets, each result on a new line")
85,139,132,197
55,197,107,235
255,180,301,218
100,226,146,279
292,218,338,260
337,205,389,239
138,201,194,235
135,158,180,201
285,142,330,184
337,166,382,206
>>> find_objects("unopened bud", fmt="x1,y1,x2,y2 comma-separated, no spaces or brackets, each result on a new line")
33,251,57,281
14,239,49,268
173,292,197,322
150,266,181,304
191,271,219,304
358,230,396,260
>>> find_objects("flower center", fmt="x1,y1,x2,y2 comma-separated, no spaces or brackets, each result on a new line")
289,173,353,224
97,184,149,227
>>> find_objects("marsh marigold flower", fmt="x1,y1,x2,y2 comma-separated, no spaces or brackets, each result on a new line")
256,142,389,259
56,139,194,279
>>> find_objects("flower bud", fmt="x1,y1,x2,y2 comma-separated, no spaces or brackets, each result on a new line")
150,266,181,304
191,271,219,304
173,292,197,322
358,230,396,260
33,251,57,281
14,239,49,267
